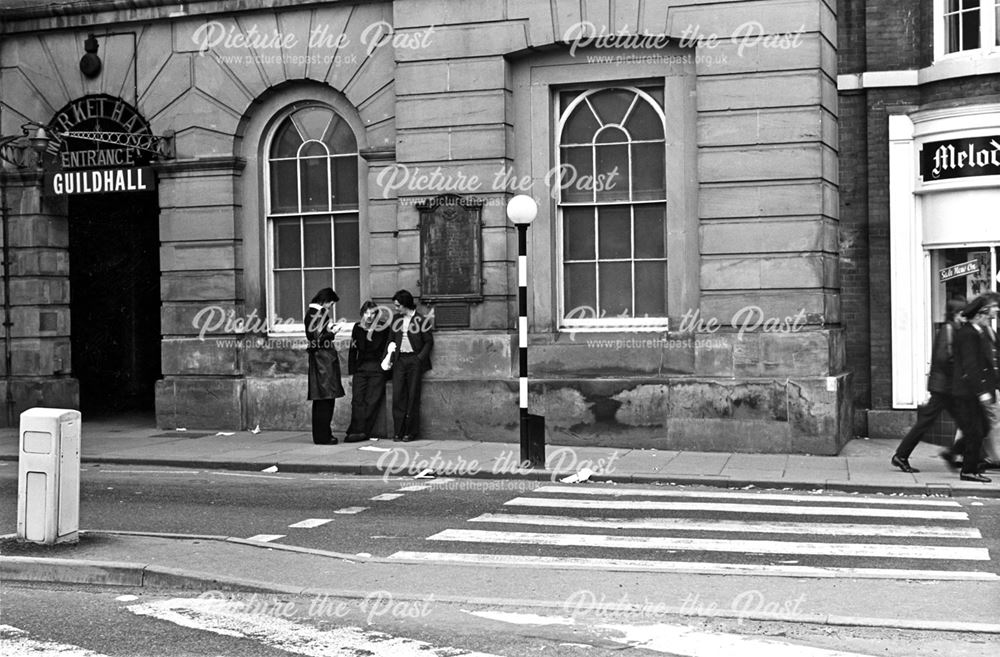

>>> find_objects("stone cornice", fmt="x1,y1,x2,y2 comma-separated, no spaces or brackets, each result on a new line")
0,0,383,33
154,156,246,176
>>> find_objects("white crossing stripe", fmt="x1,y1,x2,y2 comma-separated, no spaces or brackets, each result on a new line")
388,551,1000,581
469,513,982,539
534,485,962,506
1,625,110,657
504,497,969,520
128,597,500,656
370,493,404,501
288,518,333,529
428,529,991,560
244,534,285,542
334,506,368,514
607,621,879,657
466,612,881,657
397,485,431,492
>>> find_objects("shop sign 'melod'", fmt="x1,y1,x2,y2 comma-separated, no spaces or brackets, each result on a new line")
920,136,1000,181
43,94,158,195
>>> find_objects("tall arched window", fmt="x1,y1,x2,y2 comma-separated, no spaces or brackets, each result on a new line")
266,105,360,325
557,86,667,325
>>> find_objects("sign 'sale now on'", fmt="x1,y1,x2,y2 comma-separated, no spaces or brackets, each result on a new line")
47,167,155,195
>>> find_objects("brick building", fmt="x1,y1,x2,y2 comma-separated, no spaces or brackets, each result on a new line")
838,0,1000,439
0,0,850,453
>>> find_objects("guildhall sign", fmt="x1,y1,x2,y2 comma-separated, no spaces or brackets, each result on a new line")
43,94,157,195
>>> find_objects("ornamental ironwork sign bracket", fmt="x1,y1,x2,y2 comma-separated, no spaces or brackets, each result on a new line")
58,130,175,159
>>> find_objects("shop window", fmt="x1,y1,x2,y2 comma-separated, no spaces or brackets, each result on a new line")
266,106,360,326
557,86,667,326
937,0,1000,57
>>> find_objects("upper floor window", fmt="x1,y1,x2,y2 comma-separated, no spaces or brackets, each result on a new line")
266,106,360,327
556,86,667,328
938,0,1000,57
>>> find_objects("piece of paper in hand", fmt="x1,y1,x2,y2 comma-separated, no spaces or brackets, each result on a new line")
560,467,594,484
251,424,261,434
261,465,278,473
414,468,436,479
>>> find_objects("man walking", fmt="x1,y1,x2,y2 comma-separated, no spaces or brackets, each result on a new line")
891,298,966,473
949,293,1000,483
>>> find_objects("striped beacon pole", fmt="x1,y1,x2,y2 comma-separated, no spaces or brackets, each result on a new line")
506,194,542,466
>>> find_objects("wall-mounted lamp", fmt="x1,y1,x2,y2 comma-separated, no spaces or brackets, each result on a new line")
80,34,102,78
0,124,53,169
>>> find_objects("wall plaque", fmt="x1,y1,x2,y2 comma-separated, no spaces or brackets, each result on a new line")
418,194,484,304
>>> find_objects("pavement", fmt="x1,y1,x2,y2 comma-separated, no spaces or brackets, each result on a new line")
2,416,1000,635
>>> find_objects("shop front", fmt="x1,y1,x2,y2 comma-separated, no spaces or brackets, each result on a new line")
889,104,1000,412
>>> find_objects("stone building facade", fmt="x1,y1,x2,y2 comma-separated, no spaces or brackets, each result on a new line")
0,0,849,453
837,0,1000,439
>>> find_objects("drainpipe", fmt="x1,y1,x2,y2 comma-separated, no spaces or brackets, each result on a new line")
1,161,14,427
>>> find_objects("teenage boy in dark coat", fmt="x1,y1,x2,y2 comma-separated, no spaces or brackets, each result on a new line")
385,289,433,442
345,300,391,442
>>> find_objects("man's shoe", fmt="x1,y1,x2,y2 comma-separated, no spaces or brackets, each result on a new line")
344,433,367,443
960,472,992,483
980,458,1000,470
891,454,919,473
401,434,415,443
940,451,960,471
393,435,403,442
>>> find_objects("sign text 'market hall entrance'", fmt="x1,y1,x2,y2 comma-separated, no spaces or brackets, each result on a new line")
43,94,158,196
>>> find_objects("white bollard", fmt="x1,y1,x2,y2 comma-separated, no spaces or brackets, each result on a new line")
17,408,82,544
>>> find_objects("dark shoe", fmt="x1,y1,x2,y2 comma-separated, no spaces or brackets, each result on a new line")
344,433,367,443
393,435,403,442
960,472,992,483
980,458,1000,470
402,434,415,443
940,451,960,471
891,454,919,473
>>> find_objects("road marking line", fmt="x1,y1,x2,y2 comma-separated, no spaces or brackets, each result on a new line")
244,534,285,542
334,507,368,514
388,552,1000,581
504,497,969,520
213,472,291,480
288,519,333,528
127,598,501,656
95,469,202,474
1,625,110,657
370,493,404,501
427,529,991,560
535,485,961,507
469,513,983,539
397,485,431,492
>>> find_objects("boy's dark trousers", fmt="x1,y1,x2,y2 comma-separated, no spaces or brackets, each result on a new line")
348,362,386,436
392,353,423,438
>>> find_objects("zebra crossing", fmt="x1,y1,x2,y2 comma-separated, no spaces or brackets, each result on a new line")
389,484,998,581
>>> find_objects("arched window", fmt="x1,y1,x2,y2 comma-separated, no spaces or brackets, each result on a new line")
557,86,667,324
266,105,360,325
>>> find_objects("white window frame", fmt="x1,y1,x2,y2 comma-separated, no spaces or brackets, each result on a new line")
263,104,361,334
934,0,1000,61
555,85,670,332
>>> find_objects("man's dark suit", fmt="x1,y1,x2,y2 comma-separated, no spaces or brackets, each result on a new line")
389,312,433,439
950,323,997,475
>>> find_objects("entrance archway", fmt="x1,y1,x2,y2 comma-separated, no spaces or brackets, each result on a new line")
68,191,160,414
